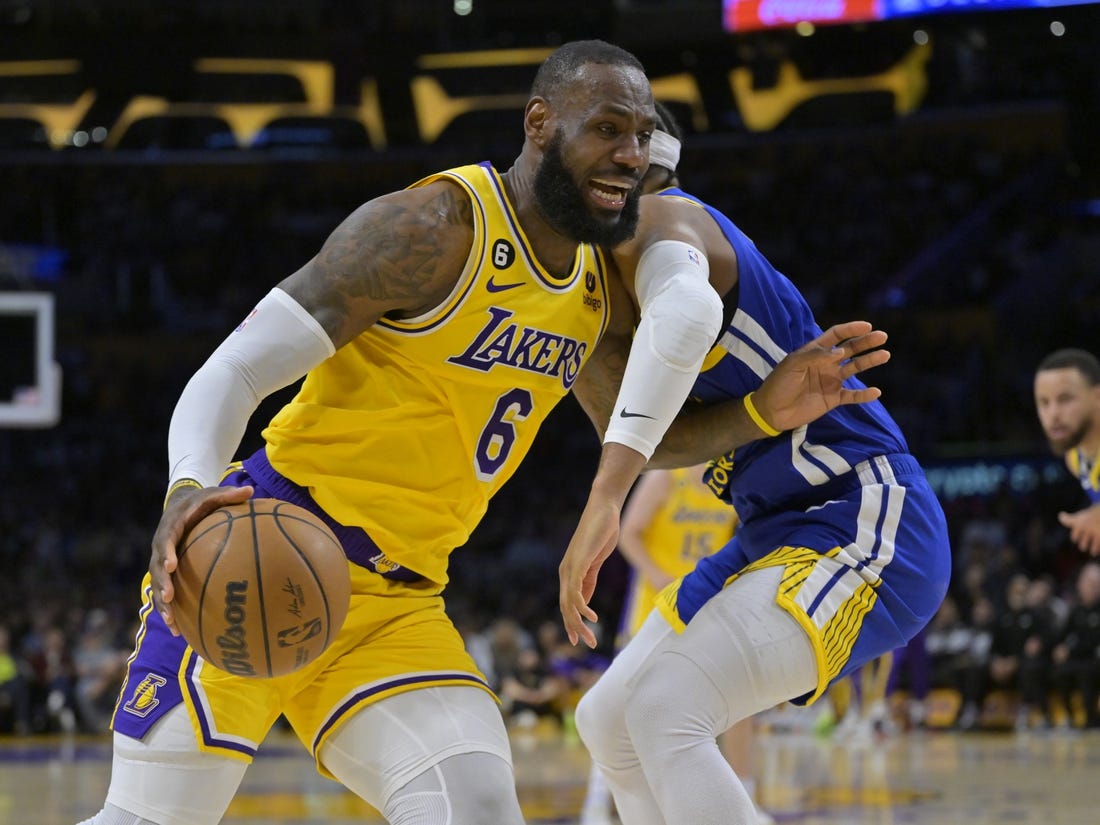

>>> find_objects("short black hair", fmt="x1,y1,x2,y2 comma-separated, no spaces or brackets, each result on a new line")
531,39,646,99
653,99,684,143
1037,348,1100,385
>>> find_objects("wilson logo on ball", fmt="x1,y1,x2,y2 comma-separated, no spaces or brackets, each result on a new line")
173,498,351,679
217,580,255,676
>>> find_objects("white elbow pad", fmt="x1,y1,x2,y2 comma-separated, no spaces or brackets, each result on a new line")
604,241,724,459
167,288,335,488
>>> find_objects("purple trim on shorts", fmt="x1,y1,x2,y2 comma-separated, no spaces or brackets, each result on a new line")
311,672,491,755
229,448,425,583
184,654,257,758
111,586,188,740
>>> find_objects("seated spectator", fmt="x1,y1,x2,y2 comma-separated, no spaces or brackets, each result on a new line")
486,617,532,696
1051,562,1100,729
919,598,990,726
72,609,129,733
959,574,1053,731
0,624,32,735
537,618,609,700
499,646,569,729
24,626,78,733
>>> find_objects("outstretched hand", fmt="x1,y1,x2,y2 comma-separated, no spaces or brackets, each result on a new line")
1058,503,1100,556
559,495,622,648
753,321,889,432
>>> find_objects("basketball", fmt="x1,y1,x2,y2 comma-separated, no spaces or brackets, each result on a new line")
172,498,351,679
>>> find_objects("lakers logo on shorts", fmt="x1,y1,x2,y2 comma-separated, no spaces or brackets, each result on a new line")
122,673,168,718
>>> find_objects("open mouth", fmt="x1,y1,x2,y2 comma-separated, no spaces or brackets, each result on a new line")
589,178,632,209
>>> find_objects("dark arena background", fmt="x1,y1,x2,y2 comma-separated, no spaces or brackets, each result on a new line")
1,2,1099,823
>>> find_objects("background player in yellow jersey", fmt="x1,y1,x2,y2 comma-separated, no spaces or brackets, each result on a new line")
76,39,658,825
617,464,739,640
580,464,774,825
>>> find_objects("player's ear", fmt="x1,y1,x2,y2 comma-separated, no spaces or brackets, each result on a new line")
524,97,551,146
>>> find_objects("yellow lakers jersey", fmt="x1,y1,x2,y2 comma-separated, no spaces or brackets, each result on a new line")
622,467,738,637
263,163,612,585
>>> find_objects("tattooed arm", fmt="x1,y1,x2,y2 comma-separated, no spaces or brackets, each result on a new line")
151,182,475,632
281,180,475,346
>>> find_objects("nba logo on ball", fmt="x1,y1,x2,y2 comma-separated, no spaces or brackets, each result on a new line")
174,499,352,678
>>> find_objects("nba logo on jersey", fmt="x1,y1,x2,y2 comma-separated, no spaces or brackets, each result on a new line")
234,307,259,333
687,248,700,265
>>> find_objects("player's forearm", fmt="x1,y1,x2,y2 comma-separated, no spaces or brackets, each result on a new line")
588,442,649,509
648,397,771,470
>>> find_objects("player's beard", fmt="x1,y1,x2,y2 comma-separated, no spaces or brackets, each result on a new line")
1048,416,1091,456
533,130,641,247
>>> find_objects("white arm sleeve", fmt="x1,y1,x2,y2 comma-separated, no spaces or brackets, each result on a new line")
603,240,724,460
167,288,336,488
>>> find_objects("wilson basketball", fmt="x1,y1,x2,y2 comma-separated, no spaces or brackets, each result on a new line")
173,498,351,679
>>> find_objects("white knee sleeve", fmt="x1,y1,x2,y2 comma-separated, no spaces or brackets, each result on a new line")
579,568,818,825
382,752,524,825
103,707,248,825
319,686,517,817
76,802,159,825
576,615,675,825
576,612,674,771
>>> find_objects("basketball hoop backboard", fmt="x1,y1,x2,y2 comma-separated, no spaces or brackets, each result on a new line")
0,292,62,428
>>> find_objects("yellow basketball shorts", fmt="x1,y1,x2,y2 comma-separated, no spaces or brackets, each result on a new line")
112,565,493,776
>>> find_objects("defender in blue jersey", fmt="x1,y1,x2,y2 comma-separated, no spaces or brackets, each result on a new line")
1034,348,1100,556
562,107,951,825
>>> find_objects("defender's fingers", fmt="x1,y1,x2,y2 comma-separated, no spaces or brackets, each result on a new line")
842,349,891,378
843,330,889,355
816,321,873,349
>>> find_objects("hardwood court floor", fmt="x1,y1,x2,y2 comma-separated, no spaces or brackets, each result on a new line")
3,722,1099,824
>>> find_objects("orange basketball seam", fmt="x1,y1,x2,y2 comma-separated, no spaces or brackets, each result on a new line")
271,502,339,654
194,514,233,667
249,499,275,678
173,498,349,680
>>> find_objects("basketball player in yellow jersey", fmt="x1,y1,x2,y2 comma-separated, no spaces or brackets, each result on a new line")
616,465,739,642
76,40,658,825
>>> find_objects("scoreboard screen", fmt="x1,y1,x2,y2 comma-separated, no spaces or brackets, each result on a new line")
723,0,1098,32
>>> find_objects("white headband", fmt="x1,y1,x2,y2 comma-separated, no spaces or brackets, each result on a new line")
649,129,681,173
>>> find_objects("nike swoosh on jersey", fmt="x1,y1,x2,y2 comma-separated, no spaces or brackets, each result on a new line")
486,276,524,293
619,408,656,419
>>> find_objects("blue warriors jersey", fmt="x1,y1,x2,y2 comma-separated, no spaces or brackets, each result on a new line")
261,163,612,586
1066,446,1100,504
654,187,909,521
652,187,951,703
